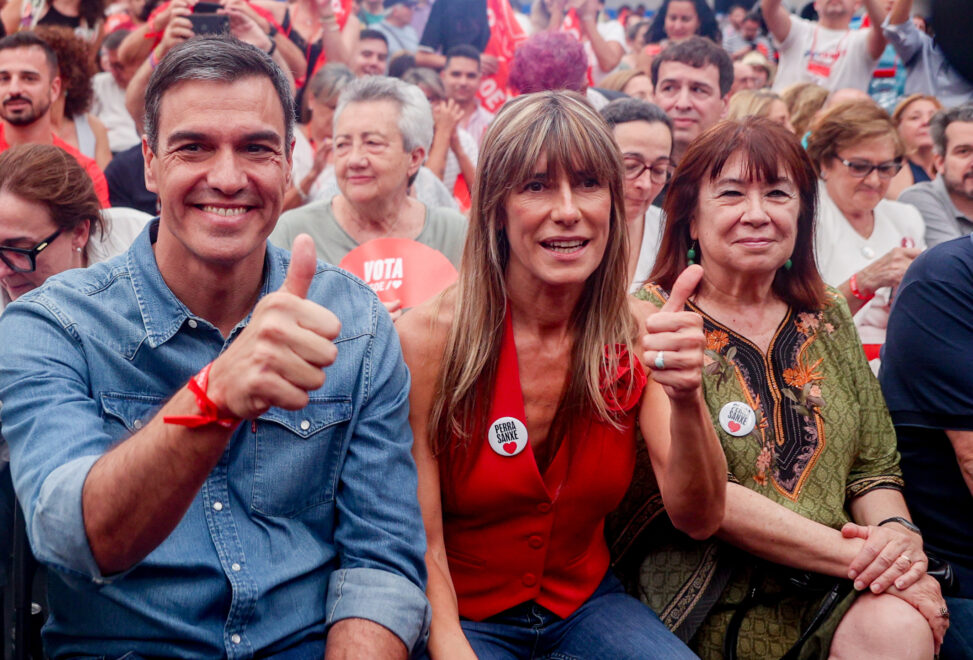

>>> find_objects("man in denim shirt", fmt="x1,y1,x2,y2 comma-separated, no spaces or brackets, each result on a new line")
0,37,430,658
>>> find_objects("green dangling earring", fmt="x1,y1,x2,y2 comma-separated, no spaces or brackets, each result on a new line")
687,241,698,265
784,258,793,270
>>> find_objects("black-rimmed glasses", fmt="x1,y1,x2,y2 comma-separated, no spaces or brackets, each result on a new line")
623,157,673,184
836,157,903,180
0,229,63,273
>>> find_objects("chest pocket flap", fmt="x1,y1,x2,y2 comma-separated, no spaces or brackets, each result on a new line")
101,392,166,436
252,396,353,517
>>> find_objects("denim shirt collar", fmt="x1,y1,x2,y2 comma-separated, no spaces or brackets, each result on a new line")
127,219,283,348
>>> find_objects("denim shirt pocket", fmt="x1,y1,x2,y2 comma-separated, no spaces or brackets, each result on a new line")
101,392,167,437
251,396,353,518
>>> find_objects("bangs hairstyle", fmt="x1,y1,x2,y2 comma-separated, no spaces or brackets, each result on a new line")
429,90,637,455
805,100,904,174
651,117,826,311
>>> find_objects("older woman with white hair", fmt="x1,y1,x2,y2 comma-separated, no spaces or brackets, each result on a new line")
271,76,467,319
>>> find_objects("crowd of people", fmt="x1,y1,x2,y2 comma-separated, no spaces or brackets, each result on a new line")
0,0,972,658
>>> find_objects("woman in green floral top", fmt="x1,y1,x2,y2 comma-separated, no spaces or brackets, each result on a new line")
614,118,948,659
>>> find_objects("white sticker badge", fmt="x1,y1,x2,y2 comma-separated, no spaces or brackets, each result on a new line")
718,401,756,437
488,416,528,457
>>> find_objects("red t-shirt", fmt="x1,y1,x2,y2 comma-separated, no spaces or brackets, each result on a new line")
0,124,111,208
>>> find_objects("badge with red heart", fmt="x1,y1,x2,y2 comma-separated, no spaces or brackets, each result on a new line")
718,401,756,437
488,416,528,457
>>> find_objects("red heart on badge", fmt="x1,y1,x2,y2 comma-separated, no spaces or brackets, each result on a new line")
503,442,517,454
728,421,741,432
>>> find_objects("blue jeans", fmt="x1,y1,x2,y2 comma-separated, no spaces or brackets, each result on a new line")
458,572,696,660
942,596,973,660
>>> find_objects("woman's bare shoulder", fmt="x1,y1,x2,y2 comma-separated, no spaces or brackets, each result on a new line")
398,288,456,377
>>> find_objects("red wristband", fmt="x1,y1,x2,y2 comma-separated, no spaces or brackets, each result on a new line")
849,273,874,302
163,363,240,429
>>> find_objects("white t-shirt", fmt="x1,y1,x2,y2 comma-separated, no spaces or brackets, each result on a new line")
630,206,664,294
814,181,925,370
91,71,140,153
772,15,878,92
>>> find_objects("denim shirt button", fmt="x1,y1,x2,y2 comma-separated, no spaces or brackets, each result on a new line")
300,419,311,431
133,419,143,430
187,319,198,329
230,634,241,644
231,563,241,572
213,501,224,511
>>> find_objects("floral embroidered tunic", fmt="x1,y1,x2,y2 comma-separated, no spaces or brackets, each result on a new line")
619,285,904,658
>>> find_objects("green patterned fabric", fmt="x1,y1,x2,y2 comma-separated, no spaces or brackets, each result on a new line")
608,285,903,660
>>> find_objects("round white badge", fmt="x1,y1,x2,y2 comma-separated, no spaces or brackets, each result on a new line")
488,416,528,457
718,402,756,437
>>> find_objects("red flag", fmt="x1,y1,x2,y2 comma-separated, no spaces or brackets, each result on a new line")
453,173,471,214
476,0,528,113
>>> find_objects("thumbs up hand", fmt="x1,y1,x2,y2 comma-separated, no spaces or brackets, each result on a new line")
642,265,706,401
208,234,342,419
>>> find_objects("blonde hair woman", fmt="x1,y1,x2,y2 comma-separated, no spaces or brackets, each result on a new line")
887,94,943,200
727,89,795,132
600,68,654,100
780,81,828,138
397,90,726,660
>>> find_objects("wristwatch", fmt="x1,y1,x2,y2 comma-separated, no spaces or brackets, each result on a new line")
877,516,921,535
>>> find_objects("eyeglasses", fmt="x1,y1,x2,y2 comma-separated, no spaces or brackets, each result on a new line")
623,157,673,184
0,229,63,273
836,157,903,180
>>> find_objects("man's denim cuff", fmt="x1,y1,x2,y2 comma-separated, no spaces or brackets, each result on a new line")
31,454,131,585
326,566,431,652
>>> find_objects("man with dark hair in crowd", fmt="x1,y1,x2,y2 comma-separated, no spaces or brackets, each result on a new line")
440,44,492,146
651,36,732,167
900,104,973,247
0,36,430,657
352,28,390,76
0,31,109,206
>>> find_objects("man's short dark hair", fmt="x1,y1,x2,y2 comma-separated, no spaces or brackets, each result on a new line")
931,103,973,156
600,97,673,133
0,31,59,78
359,29,389,47
144,36,295,153
101,29,131,53
650,36,734,97
444,44,481,69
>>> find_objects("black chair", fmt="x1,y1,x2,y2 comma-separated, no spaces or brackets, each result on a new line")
9,504,43,660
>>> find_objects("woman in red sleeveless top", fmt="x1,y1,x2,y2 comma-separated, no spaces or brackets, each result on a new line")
398,90,727,659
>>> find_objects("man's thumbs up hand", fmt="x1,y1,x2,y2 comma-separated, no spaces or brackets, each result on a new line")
208,235,341,419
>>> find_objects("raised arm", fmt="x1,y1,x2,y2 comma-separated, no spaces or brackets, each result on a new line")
862,0,890,60
888,0,912,26
577,0,624,75
761,0,792,44
637,266,727,540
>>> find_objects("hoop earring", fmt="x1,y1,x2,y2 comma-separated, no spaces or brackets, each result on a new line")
687,240,698,266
